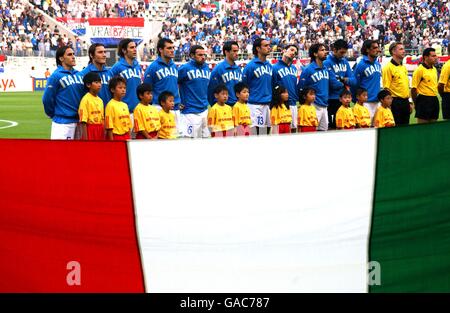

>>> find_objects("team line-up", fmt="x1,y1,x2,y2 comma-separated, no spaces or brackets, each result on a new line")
42,38,450,140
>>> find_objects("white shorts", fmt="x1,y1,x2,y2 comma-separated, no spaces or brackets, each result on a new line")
248,104,271,128
180,110,210,138
51,122,78,140
290,105,298,129
364,102,380,126
313,104,328,131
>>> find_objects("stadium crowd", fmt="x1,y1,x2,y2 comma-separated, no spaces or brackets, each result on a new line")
0,0,89,57
161,0,450,61
1,0,450,59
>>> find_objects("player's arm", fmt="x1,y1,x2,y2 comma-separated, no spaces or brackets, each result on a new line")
381,65,392,93
105,104,114,140
411,68,421,104
207,106,216,132
438,64,448,97
345,60,357,87
336,110,343,129
328,69,344,90
42,75,58,118
80,122,88,140
297,68,308,93
207,69,220,106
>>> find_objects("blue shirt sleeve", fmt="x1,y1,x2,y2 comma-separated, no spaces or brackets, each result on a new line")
207,67,221,105
328,69,344,90
42,74,58,118
345,59,357,87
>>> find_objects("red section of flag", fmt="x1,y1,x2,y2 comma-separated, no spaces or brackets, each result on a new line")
0,140,144,292
88,18,144,27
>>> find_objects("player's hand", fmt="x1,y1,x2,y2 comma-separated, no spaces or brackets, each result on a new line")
409,102,414,113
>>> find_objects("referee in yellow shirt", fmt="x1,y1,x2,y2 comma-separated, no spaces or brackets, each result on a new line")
411,48,439,124
438,59,450,120
382,42,411,125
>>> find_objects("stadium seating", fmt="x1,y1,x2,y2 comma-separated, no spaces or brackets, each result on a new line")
1,0,449,61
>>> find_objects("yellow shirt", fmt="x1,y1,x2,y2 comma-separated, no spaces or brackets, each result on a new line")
352,103,371,127
105,99,131,135
78,92,104,125
133,103,161,133
297,104,318,127
438,60,450,93
374,106,395,128
336,106,356,129
382,60,410,99
412,64,438,97
232,101,252,126
207,103,234,132
270,103,292,125
158,110,177,139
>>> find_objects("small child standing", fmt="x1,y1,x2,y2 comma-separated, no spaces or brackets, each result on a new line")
374,89,396,128
79,72,105,140
336,89,356,130
353,88,372,128
232,82,252,136
158,91,177,139
297,87,318,132
133,83,161,139
105,76,132,140
207,84,234,137
270,85,292,134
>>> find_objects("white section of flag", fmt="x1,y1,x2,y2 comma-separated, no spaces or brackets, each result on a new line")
129,130,377,292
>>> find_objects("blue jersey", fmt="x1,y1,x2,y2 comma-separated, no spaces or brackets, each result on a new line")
78,63,112,106
109,57,142,112
207,59,242,106
42,66,84,124
242,57,273,104
323,53,357,100
143,57,181,110
297,60,343,107
272,59,298,106
352,56,382,102
178,60,211,114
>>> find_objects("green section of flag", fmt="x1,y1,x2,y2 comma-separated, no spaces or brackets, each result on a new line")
370,121,450,292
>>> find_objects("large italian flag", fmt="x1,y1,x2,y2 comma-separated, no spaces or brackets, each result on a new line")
1,122,450,292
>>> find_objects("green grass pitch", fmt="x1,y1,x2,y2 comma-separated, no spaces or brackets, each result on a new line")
0,92,50,139
0,91,444,139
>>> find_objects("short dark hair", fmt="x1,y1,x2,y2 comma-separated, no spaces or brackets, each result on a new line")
108,75,127,92
356,88,368,97
299,87,316,104
309,43,325,60
88,43,105,64
157,38,173,56
284,44,298,54
423,47,435,57
136,83,153,100
55,46,72,66
223,41,239,56
333,40,348,51
189,45,205,57
361,40,377,56
339,89,352,98
118,39,134,58
377,89,391,101
389,42,403,56
158,91,174,105
234,82,249,95
83,72,101,88
252,37,266,56
213,84,228,95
